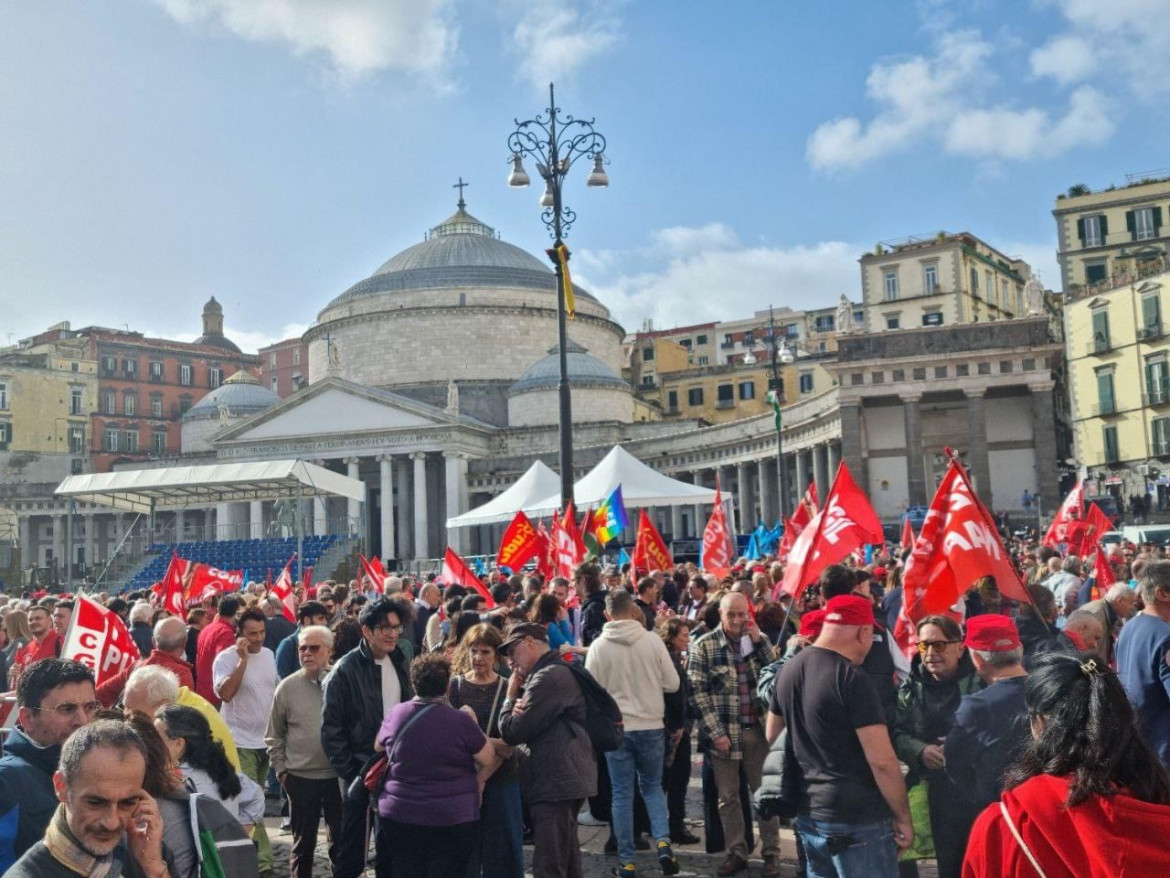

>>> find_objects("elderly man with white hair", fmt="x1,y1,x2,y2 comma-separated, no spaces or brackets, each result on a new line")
1081,582,1138,663
122,663,240,770
127,601,155,659
97,615,195,707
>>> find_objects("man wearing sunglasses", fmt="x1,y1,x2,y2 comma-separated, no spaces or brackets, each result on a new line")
267,624,340,878
0,658,99,872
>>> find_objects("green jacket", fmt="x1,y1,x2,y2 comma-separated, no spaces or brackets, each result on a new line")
893,651,982,782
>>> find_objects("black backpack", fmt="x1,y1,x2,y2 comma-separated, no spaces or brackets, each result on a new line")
559,660,624,752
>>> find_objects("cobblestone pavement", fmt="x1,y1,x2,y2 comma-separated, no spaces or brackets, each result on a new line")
264,754,939,877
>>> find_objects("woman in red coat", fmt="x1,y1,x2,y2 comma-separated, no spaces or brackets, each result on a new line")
963,652,1170,877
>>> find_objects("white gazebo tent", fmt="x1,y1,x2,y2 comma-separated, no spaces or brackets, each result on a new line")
526,445,721,516
445,460,562,529
55,459,366,588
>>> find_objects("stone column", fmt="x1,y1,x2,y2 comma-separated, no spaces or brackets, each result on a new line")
839,403,867,493
736,463,752,532
205,507,216,542
670,504,683,540
174,509,185,543
690,471,704,538
345,457,362,533
412,452,429,560
795,450,810,499
52,514,65,574
444,452,469,554
84,513,95,569
249,501,264,539
113,513,125,549
313,496,327,537
756,459,772,526
379,455,395,561
902,393,927,506
396,457,412,560
828,442,842,476
1032,382,1060,515
19,515,32,569
965,388,992,507
813,443,830,505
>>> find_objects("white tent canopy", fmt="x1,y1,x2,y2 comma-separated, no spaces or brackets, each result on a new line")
526,445,720,516
445,460,562,528
55,459,366,515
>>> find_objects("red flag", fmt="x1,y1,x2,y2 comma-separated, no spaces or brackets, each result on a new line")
1075,502,1113,556
701,483,733,579
60,593,140,687
160,553,188,616
303,566,314,593
534,520,553,579
497,510,541,570
778,480,819,562
780,463,883,597
271,556,297,622
442,548,496,607
553,503,585,579
187,563,243,604
1043,481,1085,548
360,554,387,591
1090,544,1116,601
900,518,916,552
902,455,1029,623
632,509,674,575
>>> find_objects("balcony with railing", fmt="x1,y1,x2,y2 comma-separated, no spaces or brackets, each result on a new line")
1091,400,1118,417
1153,440,1170,457
1139,323,1165,342
1146,388,1170,407
1087,336,1114,356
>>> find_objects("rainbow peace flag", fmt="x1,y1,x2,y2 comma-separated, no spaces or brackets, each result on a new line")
592,485,628,544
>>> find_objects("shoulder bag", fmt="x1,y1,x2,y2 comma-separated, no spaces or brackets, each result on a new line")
363,702,438,793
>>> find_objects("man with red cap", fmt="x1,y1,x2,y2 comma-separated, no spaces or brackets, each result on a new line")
943,615,1030,859
766,594,913,878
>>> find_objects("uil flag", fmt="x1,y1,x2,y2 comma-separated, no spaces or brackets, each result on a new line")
898,456,1029,654
442,548,496,608
553,503,586,579
1043,481,1085,548
701,484,733,579
779,463,883,597
270,556,297,622
632,509,673,574
900,518,916,552
498,510,541,570
160,553,188,616
60,593,140,688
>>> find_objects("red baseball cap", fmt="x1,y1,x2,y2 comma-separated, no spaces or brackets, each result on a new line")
799,608,828,638
964,615,1021,651
823,594,875,627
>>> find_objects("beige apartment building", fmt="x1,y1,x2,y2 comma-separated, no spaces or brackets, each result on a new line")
859,232,1030,332
1053,172,1170,293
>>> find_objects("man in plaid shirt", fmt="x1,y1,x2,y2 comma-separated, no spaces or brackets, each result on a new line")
687,592,781,877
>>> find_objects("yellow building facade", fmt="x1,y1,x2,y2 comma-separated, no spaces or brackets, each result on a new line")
0,344,98,461
1066,266,1170,500
1053,175,1170,293
655,359,835,424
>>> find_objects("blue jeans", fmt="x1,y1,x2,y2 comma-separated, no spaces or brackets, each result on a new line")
794,815,899,878
468,776,524,878
605,729,671,863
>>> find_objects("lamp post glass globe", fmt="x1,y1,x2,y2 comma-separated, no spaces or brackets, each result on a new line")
508,153,531,188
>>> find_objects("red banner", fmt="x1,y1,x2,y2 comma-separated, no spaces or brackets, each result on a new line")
900,518,916,552
632,508,673,575
60,594,141,687
270,556,297,622
442,547,496,607
360,554,387,591
188,563,243,603
780,463,882,597
779,480,819,562
497,510,541,570
1043,481,1084,548
701,484,733,579
535,520,553,579
1074,502,1113,557
160,554,188,616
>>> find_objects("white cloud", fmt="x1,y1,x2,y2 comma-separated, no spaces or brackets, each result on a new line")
151,0,457,80
651,223,738,254
167,322,310,355
578,228,859,332
807,28,1114,170
1029,34,1097,85
510,0,622,88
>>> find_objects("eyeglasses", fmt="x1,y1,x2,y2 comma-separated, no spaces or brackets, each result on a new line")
374,624,404,635
298,644,325,653
33,700,103,717
917,640,961,654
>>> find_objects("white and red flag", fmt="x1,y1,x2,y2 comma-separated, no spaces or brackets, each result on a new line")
552,503,585,580
159,553,189,615
779,463,883,597
1043,481,1085,548
701,482,733,579
187,563,243,604
360,554,387,591
60,593,141,688
270,555,298,622
442,547,497,608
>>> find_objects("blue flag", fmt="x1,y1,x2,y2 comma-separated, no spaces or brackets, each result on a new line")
473,557,486,576
618,546,631,567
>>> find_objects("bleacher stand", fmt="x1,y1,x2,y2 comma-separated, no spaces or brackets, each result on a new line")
127,535,340,591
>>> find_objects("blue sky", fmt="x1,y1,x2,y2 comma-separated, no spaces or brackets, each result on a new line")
1,0,1166,351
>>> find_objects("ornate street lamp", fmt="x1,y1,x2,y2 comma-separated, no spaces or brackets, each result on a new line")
765,306,795,520
507,83,608,507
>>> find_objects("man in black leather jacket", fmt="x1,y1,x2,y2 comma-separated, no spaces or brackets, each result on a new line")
321,596,413,878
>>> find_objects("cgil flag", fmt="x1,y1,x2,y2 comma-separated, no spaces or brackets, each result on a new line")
497,510,541,570
701,482,734,580
160,553,188,616
632,508,673,574
1075,502,1113,557
592,486,629,546
1043,481,1085,549
270,556,297,623
442,548,496,608
60,593,140,688
779,463,882,597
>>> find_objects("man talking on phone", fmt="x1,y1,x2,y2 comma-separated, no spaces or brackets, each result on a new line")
687,592,781,877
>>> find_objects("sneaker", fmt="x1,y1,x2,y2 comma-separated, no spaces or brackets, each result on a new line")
670,829,700,845
717,853,749,877
578,810,609,826
612,865,636,878
657,840,680,876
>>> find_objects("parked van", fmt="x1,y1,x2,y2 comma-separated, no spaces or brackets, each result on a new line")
1121,525,1170,545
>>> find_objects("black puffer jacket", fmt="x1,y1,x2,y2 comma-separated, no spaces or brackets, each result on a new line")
580,590,607,646
321,639,412,783
892,650,982,783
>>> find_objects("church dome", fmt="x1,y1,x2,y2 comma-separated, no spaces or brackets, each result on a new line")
194,295,243,353
510,340,629,395
324,202,595,310
182,369,280,422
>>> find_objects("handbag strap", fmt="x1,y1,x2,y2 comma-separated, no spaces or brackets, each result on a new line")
387,702,437,765
999,800,1048,878
485,677,504,737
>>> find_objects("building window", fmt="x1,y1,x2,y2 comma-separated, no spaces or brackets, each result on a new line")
799,373,814,394
1000,360,1013,373
149,361,163,381
1154,417,1170,456
71,458,83,474
124,394,136,416
970,267,980,298
1001,279,1011,310
1080,214,1105,247
716,384,734,408
1097,369,1116,414
892,369,906,382
70,388,83,415
814,315,835,332
640,374,656,388
104,428,119,452
178,395,192,415
884,271,898,301
293,349,301,365
696,334,708,345
1023,358,1036,371
679,339,692,349
956,364,970,377
1142,294,1162,336
687,388,704,406
885,316,900,330
871,371,885,384
643,347,655,362
71,362,78,372
152,429,167,454
697,355,709,366
923,264,938,294
0,422,10,447
104,392,117,415
913,367,926,380
271,377,278,391
738,381,755,400
986,270,994,305
1091,308,1111,351
122,358,137,378
270,353,277,367
1147,357,1169,404
0,381,8,410
922,312,943,326
151,395,162,417
1085,260,1108,285
977,362,992,375
935,366,948,379
1103,425,1120,463
124,430,138,453
1131,206,1160,242
100,355,116,375
853,310,865,326
851,373,864,386
69,427,84,454
667,390,678,412
208,367,222,388
179,364,192,386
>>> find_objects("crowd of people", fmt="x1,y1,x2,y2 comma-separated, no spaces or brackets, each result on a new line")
0,530,1168,877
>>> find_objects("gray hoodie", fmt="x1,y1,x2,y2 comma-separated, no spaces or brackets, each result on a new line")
585,619,680,732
